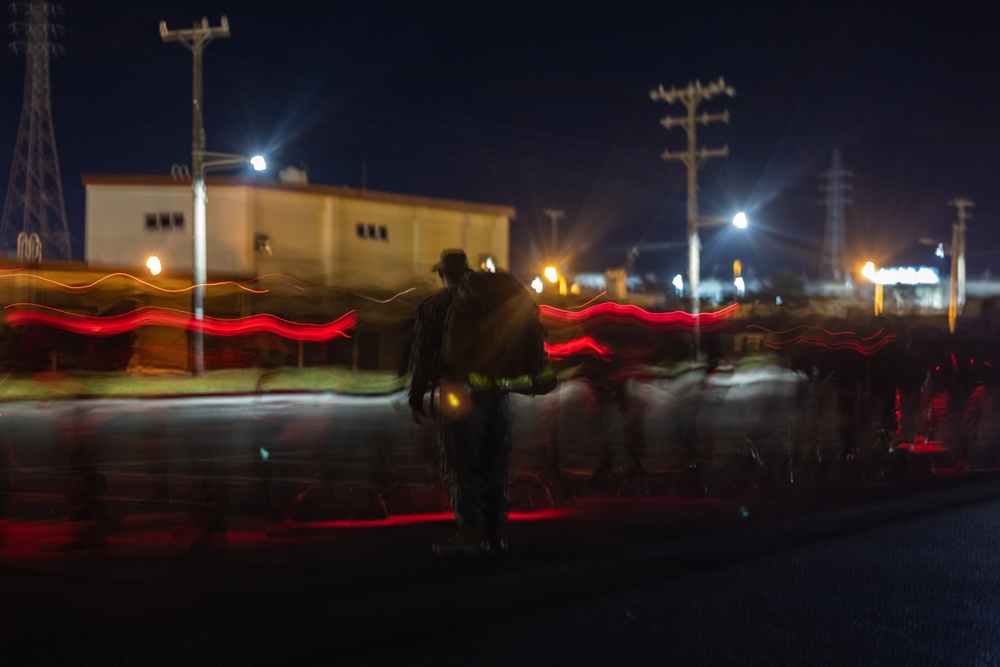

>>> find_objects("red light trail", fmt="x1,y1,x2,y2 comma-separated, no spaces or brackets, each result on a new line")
545,336,613,361
4,303,356,342
745,324,898,355
539,302,738,330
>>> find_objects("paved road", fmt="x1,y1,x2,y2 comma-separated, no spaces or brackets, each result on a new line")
0,366,923,520
4,472,1000,666
2,365,995,665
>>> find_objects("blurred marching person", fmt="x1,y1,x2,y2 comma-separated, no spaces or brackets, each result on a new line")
408,249,552,555
40,408,111,552
409,249,510,555
578,352,649,495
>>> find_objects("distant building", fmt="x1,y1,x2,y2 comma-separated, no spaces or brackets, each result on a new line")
67,173,514,372
83,173,513,291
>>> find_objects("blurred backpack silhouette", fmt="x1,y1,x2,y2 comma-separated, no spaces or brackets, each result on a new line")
441,270,555,395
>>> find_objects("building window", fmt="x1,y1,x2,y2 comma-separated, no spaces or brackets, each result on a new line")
356,222,389,242
145,212,184,231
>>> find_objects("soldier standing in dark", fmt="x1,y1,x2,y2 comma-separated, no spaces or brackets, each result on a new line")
408,249,513,555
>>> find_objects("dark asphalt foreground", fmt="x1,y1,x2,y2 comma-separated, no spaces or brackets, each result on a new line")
4,473,1000,666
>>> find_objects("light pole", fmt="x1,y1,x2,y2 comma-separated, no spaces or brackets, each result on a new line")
161,16,228,375
948,198,972,334
188,151,266,374
918,198,972,334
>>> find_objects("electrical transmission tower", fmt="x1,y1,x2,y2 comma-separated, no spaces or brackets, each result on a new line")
1,0,72,263
820,150,852,283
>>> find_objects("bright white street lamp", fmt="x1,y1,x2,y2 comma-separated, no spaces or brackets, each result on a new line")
250,155,267,171
146,255,162,276
690,211,749,299
734,276,745,297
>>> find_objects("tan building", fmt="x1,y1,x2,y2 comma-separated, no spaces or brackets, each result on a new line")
83,173,513,291
50,173,516,372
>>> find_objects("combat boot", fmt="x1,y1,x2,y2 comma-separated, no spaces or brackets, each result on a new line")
485,521,509,555
432,524,489,556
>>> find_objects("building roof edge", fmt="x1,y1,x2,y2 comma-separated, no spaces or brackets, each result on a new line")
81,174,516,218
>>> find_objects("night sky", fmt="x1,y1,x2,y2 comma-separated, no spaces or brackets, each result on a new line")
1,1,996,285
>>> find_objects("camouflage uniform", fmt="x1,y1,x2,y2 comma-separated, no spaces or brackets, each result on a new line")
408,288,453,414
408,285,513,534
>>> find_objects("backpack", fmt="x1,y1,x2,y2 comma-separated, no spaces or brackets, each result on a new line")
441,270,555,395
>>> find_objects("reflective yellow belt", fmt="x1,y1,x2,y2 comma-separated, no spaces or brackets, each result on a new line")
468,366,556,393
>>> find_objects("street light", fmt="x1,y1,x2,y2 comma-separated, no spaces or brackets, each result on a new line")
862,262,884,316
189,150,266,375
688,211,749,304
672,274,684,297
689,211,748,300
544,265,567,296
687,211,747,354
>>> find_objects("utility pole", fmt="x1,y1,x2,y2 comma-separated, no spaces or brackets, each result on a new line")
542,208,564,257
160,16,230,375
1,0,73,262
948,197,972,333
650,78,734,320
650,77,734,360
820,150,852,284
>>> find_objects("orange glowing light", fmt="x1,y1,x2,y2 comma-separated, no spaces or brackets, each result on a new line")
0,272,269,294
